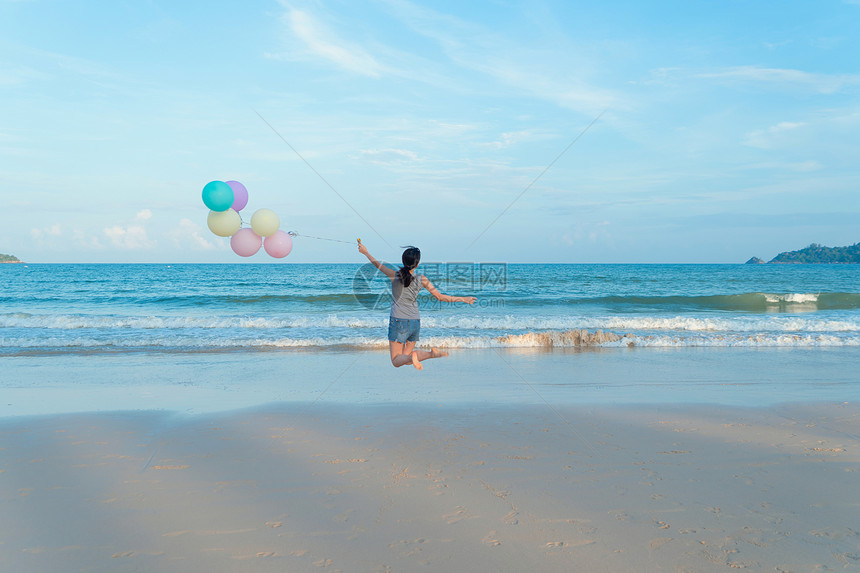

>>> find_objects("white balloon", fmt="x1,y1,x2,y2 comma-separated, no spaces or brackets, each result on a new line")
207,209,241,237
250,208,280,238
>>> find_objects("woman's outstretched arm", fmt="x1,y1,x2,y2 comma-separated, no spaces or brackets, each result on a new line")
358,243,396,279
421,276,476,304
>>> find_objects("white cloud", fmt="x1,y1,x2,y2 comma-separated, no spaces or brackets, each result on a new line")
30,225,62,246
103,225,154,249
558,221,612,247
698,66,859,94
103,210,156,249
743,121,806,149
792,160,823,172
477,58,618,114
267,1,617,116
168,218,218,251
359,148,420,166
0,64,47,86
270,8,385,78
480,129,556,150
30,224,61,242
72,229,104,249
378,0,619,115
744,160,823,173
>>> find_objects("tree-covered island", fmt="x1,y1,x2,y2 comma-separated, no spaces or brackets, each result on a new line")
746,242,860,264
0,253,23,263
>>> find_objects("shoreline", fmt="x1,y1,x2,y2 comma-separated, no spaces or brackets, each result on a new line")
4,346,860,418
2,401,858,571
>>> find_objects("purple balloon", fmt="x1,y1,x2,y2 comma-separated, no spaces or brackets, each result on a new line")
226,180,249,212
264,230,293,259
230,227,262,257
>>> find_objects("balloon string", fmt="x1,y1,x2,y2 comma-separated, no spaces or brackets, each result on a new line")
288,231,357,245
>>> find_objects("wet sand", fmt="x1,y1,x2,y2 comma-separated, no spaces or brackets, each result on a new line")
2,401,859,572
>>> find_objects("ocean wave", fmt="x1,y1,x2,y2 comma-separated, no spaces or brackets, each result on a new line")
7,291,857,313
423,314,860,333
424,331,860,348
138,293,369,307
3,329,859,356
3,312,858,334
0,312,388,330
0,292,375,307
567,292,860,311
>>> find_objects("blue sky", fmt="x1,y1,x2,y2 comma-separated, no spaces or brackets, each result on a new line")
1,0,858,263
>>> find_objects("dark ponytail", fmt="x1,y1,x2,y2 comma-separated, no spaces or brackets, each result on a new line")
399,246,421,288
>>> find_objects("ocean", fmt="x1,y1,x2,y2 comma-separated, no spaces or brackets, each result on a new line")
2,263,859,354
2,263,859,415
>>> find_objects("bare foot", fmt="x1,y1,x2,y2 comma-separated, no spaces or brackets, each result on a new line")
430,348,449,358
411,351,423,370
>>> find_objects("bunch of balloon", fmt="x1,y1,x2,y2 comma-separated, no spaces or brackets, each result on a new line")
202,180,293,258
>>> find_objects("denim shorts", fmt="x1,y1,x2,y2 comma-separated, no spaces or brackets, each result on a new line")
388,317,420,343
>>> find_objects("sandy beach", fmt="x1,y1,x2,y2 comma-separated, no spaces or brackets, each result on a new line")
2,399,859,572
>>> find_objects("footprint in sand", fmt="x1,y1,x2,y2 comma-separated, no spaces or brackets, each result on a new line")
388,539,425,557
426,470,449,495
482,531,502,546
111,551,136,558
334,509,354,523
429,482,449,495
443,506,472,525
810,527,860,540
835,552,860,565
388,538,425,550
544,540,595,549
502,511,519,525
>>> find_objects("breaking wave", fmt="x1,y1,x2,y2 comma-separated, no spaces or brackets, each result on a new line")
566,292,860,312
3,312,858,333
3,328,859,357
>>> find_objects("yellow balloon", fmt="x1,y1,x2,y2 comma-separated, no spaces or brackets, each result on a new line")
250,208,280,238
207,209,241,237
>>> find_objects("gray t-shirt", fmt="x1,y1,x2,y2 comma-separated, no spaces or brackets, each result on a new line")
390,272,423,319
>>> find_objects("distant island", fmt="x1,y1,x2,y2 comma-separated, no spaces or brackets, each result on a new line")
746,242,860,264
0,253,23,264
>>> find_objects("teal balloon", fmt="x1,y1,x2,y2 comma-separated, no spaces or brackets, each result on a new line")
202,180,234,212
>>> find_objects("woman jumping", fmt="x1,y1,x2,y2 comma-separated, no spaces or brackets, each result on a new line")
358,243,476,369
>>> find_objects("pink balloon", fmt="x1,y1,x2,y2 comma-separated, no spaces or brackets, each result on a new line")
230,227,262,257
264,230,293,258
226,180,249,212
